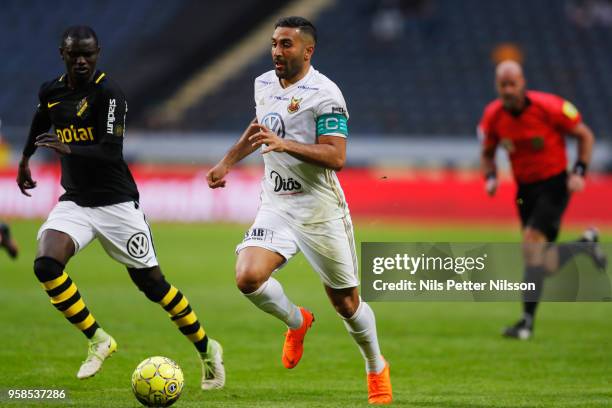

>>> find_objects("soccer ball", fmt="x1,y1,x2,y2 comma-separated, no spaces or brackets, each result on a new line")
131,356,184,407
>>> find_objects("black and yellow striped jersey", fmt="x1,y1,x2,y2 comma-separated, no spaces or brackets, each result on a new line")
24,70,139,207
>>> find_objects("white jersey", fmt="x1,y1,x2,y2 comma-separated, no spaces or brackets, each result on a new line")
254,66,350,224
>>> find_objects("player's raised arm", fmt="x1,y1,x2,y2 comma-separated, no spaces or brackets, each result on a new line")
206,118,260,188
17,91,52,196
478,123,498,197
566,122,595,192
548,97,593,193
480,142,498,196
569,122,595,167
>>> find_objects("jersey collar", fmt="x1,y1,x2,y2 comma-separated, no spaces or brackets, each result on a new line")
278,66,314,91
505,94,532,117
63,70,103,89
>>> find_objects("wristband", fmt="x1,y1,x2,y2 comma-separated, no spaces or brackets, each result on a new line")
572,161,587,177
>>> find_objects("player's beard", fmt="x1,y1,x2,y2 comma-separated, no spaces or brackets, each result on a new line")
502,92,525,112
275,59,301,81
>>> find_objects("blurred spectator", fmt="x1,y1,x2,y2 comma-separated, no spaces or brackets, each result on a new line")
491,43,525,65
371,0,404,43
371,0,437,43
566,0,612,28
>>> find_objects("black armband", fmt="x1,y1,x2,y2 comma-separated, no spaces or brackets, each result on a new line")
572,161,587,177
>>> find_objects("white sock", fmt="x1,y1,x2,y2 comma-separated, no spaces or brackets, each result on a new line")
244,277,303,329
342,301,386,373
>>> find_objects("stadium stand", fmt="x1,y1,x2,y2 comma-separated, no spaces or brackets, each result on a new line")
0,0,183,127
0,0,285,130
177,0,612,139
1,0,611,140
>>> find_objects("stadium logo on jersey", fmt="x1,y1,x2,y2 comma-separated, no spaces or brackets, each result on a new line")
76,97,89,118
270,170,302,193
127,232,149,258
261,113,285,138
287,96,302,113
106,99,116,134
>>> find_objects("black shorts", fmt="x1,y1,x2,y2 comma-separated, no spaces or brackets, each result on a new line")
516,171,570,242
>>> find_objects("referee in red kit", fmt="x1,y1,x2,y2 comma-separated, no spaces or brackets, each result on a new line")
478,60,607,339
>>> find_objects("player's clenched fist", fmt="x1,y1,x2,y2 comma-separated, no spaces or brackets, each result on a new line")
16,159,37,197
206,162,229,189
567,173,585,193
485,176,498,196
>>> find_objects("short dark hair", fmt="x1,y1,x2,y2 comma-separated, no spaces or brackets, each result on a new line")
61,25,99,48
275,16,317,44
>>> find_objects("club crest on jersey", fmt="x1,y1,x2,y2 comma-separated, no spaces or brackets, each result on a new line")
76,97,89,118
287,96,302,113
530,136,544,151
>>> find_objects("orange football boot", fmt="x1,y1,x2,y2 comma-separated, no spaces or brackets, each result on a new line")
281,307,314,369
367,359,392,405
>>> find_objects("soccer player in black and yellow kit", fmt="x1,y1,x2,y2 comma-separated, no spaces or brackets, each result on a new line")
16,26,225,388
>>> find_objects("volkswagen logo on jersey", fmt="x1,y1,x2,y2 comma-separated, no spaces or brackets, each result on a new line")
127,232,150,259
261,112,286,138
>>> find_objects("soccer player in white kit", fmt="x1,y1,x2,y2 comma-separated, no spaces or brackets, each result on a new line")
207,16,392,404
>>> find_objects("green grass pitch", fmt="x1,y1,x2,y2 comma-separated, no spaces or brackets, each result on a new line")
0,220,610,407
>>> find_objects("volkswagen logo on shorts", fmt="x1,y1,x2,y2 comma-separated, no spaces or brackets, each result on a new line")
261,112,285,138
127,233,149,258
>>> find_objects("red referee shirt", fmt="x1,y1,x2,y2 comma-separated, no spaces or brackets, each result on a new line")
478,90,582,184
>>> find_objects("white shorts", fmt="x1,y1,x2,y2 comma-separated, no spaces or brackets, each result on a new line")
38,201,159,269
236,209,359,289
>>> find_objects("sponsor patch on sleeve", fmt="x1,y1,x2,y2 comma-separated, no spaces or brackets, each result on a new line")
316,113,348,137
331,106,346,115
562,100,579,120
243,227,274,243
